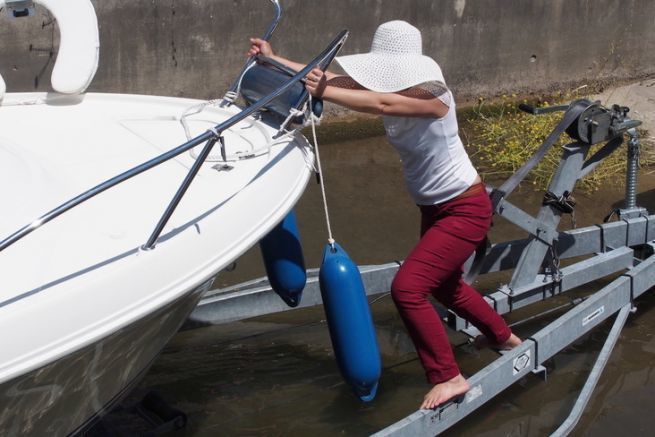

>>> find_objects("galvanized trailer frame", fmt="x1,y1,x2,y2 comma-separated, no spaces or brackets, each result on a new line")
188,100,655,436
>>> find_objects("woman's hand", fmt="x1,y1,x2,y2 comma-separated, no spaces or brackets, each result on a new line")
247,38,273,58
305,68,327,98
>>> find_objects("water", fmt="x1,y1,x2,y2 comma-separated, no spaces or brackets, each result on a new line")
108,130,655,436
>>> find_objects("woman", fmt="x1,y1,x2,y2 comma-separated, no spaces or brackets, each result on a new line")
248,20,521,409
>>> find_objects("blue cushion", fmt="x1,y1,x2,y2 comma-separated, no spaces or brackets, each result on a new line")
240,63,322,124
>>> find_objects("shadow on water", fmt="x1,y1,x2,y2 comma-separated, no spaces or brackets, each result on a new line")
630,187,655,212
98,128,655,436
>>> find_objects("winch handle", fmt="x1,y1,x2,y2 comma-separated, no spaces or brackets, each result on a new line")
610,119,642,135
519,103,569,115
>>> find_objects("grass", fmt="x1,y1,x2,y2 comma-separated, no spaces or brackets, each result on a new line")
462,88,653,192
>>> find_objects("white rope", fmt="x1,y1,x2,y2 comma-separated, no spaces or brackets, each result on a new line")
279,106,304,134
180,99,221,141
225,61,256,104
180,63,257,141
206,126,220,138
181,88,320,198
189,128,299,162
186,99,317,164
307,94,335,248
222,90,238,104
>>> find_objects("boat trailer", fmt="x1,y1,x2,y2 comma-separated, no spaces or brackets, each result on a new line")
187,89,654,436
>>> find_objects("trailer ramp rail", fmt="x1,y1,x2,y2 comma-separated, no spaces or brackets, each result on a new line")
190,99,655,436
376,100,653,436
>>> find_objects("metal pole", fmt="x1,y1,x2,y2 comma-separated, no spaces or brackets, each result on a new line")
224,0,283,98
142,136,219,250
624,128,639,210
550,304,632,436
0,130,213,252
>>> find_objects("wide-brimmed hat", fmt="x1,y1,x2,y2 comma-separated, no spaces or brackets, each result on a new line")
335,20,444,93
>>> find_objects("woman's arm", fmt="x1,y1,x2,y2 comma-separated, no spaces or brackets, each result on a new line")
323,86,449,118
246,39,447,118
305,69,450,118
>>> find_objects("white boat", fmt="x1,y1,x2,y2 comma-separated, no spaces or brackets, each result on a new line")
0,0,345,434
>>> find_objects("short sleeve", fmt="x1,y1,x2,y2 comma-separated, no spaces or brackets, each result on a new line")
418,81,451,106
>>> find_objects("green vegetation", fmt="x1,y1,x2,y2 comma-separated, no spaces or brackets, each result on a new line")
463,90,653,192
312,116,385,145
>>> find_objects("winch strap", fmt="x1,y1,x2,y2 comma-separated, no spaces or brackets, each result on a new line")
493,101,588,208
578,136,624,179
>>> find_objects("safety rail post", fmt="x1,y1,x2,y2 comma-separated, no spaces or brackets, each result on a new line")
142,135,219,250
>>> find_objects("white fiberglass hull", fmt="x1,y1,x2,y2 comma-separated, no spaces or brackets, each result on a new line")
0,92,314,434
0,279,210,435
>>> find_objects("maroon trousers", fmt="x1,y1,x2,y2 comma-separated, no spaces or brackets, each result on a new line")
391,186,512,384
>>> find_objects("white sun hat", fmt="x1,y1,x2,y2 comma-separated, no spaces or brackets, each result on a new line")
335,20,445,93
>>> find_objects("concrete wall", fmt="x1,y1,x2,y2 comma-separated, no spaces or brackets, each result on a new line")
1,0,654,109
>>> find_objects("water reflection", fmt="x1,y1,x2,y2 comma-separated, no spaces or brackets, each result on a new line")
127,131,655,436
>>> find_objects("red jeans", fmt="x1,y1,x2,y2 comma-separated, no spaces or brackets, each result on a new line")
391,186,512,384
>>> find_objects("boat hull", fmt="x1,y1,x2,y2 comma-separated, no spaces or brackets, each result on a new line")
0,277,212,436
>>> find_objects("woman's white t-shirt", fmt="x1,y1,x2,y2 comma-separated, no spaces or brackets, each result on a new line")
382,86,477,206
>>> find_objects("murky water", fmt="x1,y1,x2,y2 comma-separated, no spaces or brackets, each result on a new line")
101,129,655,436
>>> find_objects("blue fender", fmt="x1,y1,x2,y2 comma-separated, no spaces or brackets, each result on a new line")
319,242,381,401
259,211,306,307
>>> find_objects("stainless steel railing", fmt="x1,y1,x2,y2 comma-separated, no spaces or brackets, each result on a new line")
225,0,283,98
0,29,348,253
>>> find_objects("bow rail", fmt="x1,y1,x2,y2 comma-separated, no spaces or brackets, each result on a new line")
0,29,349,253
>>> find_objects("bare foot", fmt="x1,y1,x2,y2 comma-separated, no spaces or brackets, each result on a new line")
421,374,470,410
474,333,522,350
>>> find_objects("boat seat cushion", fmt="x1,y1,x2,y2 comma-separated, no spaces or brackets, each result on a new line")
240,62,322,124
39,0,99,94
0,0,99,95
